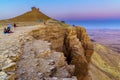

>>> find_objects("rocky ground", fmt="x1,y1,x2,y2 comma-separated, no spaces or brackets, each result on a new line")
0,24,44,80
0,23,79,80
0,21,94,80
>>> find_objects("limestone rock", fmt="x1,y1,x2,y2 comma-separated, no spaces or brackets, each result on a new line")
0,58,12,70
37,50,51,58
75,27,94,63
2,63,16,72
66,29,88,80
53,66,71,78
36,58,57,77
8,53,20,62
45,76,77,80
0,71,7,80
66,65,75,76
30,26,94,80
6,73,16,80
48,52,67,68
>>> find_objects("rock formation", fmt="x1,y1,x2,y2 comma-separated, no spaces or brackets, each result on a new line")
30,24,94,80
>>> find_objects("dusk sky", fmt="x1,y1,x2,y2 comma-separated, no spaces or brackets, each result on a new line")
0,0,120,21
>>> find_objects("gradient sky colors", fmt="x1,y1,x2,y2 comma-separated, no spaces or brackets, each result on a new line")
0,0,120,21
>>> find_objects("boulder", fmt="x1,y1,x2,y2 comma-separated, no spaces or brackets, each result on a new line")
45,76,77,80
8,53,20,62
0,71,7,80
2,63,16,72
6,73,16,80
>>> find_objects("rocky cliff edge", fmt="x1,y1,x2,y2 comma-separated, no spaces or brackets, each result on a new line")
0,23,93,80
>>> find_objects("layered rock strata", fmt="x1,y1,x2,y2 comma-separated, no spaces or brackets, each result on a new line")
30,25,94,80
0,24,93,80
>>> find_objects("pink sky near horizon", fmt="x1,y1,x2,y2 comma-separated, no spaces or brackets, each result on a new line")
55,9,120,20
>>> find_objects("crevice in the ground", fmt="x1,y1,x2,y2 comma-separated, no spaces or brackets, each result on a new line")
29,26,94,80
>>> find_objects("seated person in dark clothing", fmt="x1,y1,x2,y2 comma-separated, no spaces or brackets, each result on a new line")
4,27,12,33
3,23,13,34
4,27,7,33
7,23,12,32
13,23,17,28
7,22,13,33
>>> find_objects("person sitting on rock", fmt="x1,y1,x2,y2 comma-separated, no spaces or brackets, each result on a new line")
7,22,13,33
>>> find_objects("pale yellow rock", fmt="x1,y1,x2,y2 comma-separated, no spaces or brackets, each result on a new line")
2,50,9,54
0,71,7,80
45,76,77,80
8,53,20,62
2,63,16,72
57,53,66,67
0,58,12,70
6,73,16,80
5,58,13,64
37,50,51,58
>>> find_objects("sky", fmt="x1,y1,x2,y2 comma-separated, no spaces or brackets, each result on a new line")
0,0,120,21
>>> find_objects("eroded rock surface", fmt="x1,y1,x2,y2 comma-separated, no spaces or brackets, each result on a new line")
0,26,43,80
16,39,76,80
30,25,94,80
0,23,93,80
